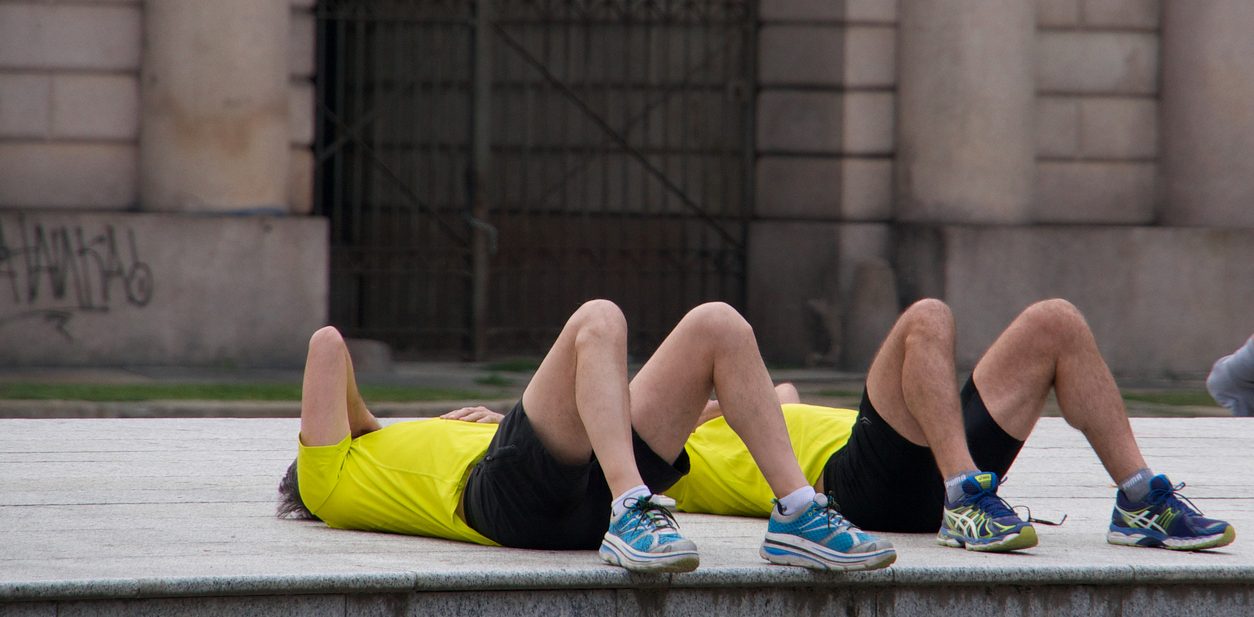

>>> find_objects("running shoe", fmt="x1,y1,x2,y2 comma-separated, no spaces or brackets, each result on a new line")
760,493,896,571
599,495,699,573
937,471,1037,552
1108,474,1236,551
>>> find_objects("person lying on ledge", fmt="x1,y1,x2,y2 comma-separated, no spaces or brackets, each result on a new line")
668,299,1235,553
277,300,896,573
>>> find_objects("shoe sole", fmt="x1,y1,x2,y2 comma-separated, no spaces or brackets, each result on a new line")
760,535,896,572
1107,525,1236,551
937,525,1038,552
599,535,699,573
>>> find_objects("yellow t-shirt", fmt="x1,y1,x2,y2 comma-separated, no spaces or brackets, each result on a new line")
666,403,857,517
297,418,499,545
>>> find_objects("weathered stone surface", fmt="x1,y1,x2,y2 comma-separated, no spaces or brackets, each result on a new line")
1037,32,1158,94
1037,97,1079,158
1035,161,1155,223
0,143,136,210
1078,98,1157,159
842,258,898,371
1082,0,1160,29
896,225,1254,377
0,4,141,70
1036,0,1080,27
50,75,139,140
0,75,51,139
748,221,891,366
140,0,290,212
898,0,1036,223
0,211,327,366
758,26,843,86
1160,1,1254,226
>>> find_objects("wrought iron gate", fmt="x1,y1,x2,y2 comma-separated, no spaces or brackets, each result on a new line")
315,0,756,358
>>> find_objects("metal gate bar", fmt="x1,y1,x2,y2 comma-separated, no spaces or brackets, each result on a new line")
315,0,754,359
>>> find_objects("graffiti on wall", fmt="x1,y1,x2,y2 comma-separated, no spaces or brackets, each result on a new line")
0,216,154,340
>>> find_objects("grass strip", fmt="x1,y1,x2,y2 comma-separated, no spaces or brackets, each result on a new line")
0,382,493,403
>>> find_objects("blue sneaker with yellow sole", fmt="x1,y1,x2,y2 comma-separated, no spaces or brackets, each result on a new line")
937,471,1037,552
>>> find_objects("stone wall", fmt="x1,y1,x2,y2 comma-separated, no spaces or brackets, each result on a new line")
0,0,324,366
897,225,1254,378
0,212,327,366
1034,0,1160,224
750,0,897,369
0,0,315,214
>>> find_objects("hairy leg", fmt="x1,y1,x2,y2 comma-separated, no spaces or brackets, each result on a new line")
630,302,809,497
521,299,643,497
973,299,1146,481
865,299,977,477
300,326,380,446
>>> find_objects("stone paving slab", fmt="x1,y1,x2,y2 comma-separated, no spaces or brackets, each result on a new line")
1,417,1252,603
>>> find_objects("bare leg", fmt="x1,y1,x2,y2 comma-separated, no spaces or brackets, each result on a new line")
521,300,643,498
629,303,809,498
973,299,1146,482
300,326,381,447
865,299,977,477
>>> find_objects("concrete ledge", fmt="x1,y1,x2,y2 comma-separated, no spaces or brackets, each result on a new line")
3,416,1250,617
8,564,1254,603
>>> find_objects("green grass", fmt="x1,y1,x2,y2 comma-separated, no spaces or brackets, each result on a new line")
474,373,515,387
1122,390,1219,407
0,382,492,402
484,358,541,373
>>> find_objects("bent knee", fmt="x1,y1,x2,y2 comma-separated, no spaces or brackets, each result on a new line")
573,299,627,343
685,301,753,340
900,298,954,339
308,325,345,351
1021,298,1088,338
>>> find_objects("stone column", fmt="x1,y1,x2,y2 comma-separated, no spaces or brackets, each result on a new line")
140,0,290,212
896,0,1035,223
1160,1,1254,227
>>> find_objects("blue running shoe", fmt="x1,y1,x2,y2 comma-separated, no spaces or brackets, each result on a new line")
937,472,1037,552
760,493,896,571
1108,474,1236,551
599,495,699,573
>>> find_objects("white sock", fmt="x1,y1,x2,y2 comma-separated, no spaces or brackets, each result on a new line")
777,486,817,515
1118,468,1154,502
611,484,652,518
944,470,981,504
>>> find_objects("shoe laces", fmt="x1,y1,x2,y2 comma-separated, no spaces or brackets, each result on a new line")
1146,480,1204,516
819,493,855,533
626,496,681,533
967,476,1016,519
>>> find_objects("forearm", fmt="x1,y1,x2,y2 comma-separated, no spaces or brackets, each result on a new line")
344,347,382,436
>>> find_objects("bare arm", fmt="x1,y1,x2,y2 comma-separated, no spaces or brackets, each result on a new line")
344,346,382,437
441,406,504,423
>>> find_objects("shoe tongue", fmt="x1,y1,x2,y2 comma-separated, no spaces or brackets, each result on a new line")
965,472,998,494
1149,474,1173,492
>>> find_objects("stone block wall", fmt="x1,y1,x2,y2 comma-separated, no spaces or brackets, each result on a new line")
0,212,328,366
1034,0,1160,224
751,0,898,367
0,1,141,210
0,0,316,214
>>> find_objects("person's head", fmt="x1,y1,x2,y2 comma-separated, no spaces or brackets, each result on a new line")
276,459,319,520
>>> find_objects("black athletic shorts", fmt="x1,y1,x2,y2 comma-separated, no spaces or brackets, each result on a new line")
462,400,690,550
821,376,1025,532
